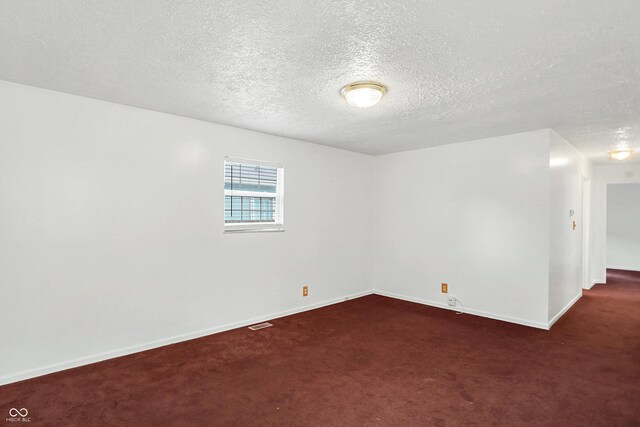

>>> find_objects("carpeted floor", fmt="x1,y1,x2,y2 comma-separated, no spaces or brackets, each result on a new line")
2,270,639,426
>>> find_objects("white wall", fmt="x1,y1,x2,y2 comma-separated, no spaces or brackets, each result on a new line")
548,132,589,321
606,184,640,271
590,164,640,285
581,176,592,289
372,130,552,328
0,80,373,383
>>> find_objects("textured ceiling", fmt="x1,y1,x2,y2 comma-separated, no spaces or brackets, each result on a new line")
1,1,639,161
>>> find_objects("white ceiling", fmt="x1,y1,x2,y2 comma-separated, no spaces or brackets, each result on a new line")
1,1,639,162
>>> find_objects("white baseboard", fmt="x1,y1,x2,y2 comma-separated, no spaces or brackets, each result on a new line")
372,290,549,330
0,290,373,387
547,292,581,329
606,266,640,272
584,280,599,290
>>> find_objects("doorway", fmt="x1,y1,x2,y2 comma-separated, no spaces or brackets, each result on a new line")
606,183,640,272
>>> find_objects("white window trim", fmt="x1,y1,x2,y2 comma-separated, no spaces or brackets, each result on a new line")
223,157,284,234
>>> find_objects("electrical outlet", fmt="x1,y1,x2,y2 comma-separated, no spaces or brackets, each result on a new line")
441,283,448,293
447,296,456,307
302,285,309,297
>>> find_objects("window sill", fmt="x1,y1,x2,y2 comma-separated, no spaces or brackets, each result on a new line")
224,225,284,234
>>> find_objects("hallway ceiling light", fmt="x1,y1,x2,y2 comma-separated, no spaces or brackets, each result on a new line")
608,149,633,161
340,82,387,108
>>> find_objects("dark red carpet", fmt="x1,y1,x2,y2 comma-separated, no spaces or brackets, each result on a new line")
2,270,640,426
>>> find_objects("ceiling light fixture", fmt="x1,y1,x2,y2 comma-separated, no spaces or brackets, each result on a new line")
608,149,633,161
340,82,387,108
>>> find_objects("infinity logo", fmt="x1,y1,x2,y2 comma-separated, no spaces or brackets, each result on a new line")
8,408,28,417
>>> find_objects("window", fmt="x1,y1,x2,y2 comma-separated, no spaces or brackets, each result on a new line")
224,157,284,232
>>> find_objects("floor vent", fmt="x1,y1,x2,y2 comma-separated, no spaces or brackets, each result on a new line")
248,322,273,331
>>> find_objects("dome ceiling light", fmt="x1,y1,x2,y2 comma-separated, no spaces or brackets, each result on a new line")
608,149,633,161
340,82,387,108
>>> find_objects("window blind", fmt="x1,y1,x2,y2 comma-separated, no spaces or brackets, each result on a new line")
224,158,284,232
